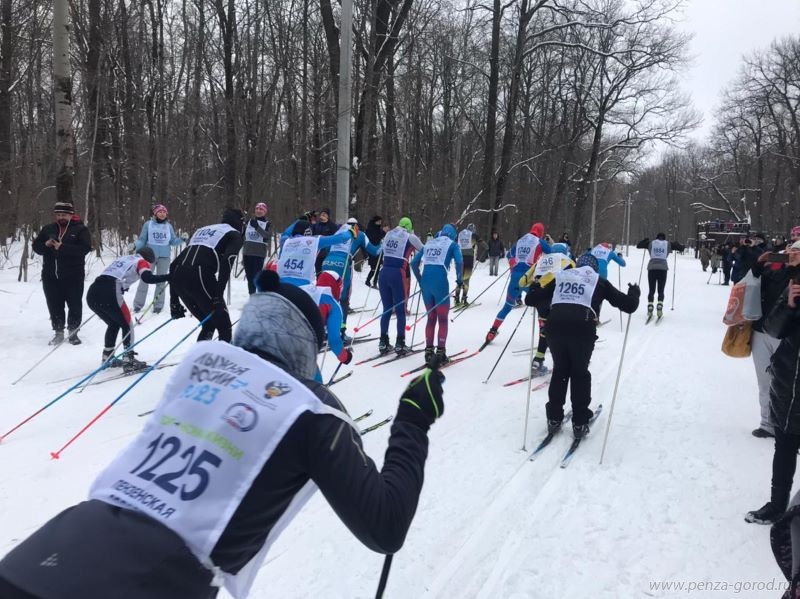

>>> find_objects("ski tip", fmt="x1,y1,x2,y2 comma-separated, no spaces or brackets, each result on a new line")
50,451,60,460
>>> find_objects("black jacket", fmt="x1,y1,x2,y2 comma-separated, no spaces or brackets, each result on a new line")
171,229,243,297
32,218,92,281
764,286,800,434
488,237,505,257
365,218,385,246
312,220,339,237
732,244,764,283
751,261,795,333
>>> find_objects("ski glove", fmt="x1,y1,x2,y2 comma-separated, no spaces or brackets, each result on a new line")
396,368,445,430
627,283,641,299
170,302,186,320
338,348,353,365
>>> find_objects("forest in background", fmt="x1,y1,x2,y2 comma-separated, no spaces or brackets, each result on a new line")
0,0,797,253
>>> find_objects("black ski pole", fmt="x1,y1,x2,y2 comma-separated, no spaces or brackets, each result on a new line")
375,554,394,599
482,306,528,384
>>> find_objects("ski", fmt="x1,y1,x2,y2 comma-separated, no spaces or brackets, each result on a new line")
372,348,425,367
355,350,396,366
559,404,604,468
328,370,353,387
360,416,393,435
597,319,612,327
511,347,533,355
528,410,572,461
83,362,178,388
502,375,551,389
453,302,481,313
399,349,468,377
438,349,481,371
319,334,374,354
354,409,373,422
645,313,653,324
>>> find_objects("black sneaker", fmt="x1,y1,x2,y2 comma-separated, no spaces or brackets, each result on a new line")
745,501,785,524
395,338,408,355
572,423,590,440
547,419,562,435
378,335,393,354
752,428,775,439
49,330,65,346
424,346,435,366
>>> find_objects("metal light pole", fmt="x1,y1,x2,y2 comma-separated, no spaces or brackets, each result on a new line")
625,190,638,257
335,0,354,224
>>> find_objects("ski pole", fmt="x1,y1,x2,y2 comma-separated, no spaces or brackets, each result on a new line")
671,251,677,310
12,313,97,385
451,266,511,322
135,284,167,324
599,313,633,465
326,362,344,386
521,308,538,451
0,317,176,443
497,269,511,306
482,306,528,384
706,269,714,284
637,247,646,285
355,250,383,329
375,554,394,599
353,289,422,333
404,290,455,332
618,263,624,332
50,314,213,459
409,285,423,347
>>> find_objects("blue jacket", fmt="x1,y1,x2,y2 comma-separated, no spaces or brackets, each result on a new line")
134,218,183,259
410,226,464,291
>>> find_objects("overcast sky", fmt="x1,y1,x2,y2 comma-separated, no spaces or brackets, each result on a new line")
679,0,800,142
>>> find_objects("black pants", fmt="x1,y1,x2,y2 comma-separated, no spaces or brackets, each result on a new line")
772,428,800,508
42,276,84,331
546,329,595,426
171,264,232,342
647,270,667,303
87,276,134,349
723,265,731,284
242,254,265,295
366,254,382,286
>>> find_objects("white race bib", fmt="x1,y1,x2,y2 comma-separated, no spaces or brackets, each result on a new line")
245,220,268,244
422,237,451,267
533,252,570,277
552,266,598,309
457,230,473,250
189,224,237,249
329,224,353,255
515,234,540,266
90,341,352,599
590,245,612,261
102,255,145,290
147,222,170,247
278,236,319,283
651,239,668,259
383,227,410,260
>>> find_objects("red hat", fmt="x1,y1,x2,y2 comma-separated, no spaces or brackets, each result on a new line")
791,226,800,238
530,222,545,237
153,204,168,215
255,202,268,212
317,270,342,301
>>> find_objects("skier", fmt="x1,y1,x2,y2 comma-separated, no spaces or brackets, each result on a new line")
525,253,639,438
169,208,245,342
86,246,172,373
279,210,317,247
294,270,353,368
276,220,352,288
242,202,272,295
454,224,479,305
410,224,463,365
635,233,684,321
487,230,505,276
32,201,92,345
132,204,184,313
518,243,574,377
378,217,423,355
320,217,382,335
0,269,446,599
484,222,551,345
589,242,625,280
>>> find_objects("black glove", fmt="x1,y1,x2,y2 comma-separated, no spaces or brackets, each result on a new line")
338,348,353,364
627,283,641,299
170,302,186,319
396,369,445,430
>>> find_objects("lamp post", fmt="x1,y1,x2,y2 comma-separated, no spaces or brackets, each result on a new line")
625,191,638,257
335,0,354,224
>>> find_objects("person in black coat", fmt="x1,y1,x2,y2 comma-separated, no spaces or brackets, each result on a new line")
525,253,639,437
487,231,505,276
32,202,92,345
364,215,385,287
731,235,765,284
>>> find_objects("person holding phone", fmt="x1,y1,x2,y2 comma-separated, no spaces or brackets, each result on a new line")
732,234,765,284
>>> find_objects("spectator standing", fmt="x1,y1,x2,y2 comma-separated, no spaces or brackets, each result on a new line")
364,215,385,288
132,204,183,313
32,202,92,345
242,202,272,294
488,230,505,276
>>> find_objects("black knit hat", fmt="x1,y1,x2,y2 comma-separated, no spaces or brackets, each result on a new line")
253,270,325,349
137,246,156,264
53,202,74,215
292,220,313,236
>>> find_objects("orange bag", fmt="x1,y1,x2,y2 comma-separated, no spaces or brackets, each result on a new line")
723,281,747,326
721,322,752,358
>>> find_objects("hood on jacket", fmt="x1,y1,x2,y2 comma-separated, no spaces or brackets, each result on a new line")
441,224,457,241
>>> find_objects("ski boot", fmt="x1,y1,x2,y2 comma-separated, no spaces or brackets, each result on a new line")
49,329,65,346
530,359,549,378
485,327,499,344
68,328,82,345
341,326,353,345
572,423,590,440
453,291,461,305
122,351,149,374
424,346,436,366
101,348,124,368
745,501,786,525
547,419,562,435
378,335,393,355
646,303,654,323
435,347,450,366
656,302,663,320
394,337,409,356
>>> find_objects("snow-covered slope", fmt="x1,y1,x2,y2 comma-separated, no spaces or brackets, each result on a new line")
0,245,784,598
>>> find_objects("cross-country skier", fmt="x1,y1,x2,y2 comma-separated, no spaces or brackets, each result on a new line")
169,208,245,342
0,270,446,599
378,217,423,355
589,242,625,280
276,220,352,288
279,211,317,247
86,247,171,373
636,233,684,322
242,202,272,295
304,270,353,367
525,253,639,438
484,222,551,345
454,224,479,305
518,243,574,377
132,204,184,313
411,224,463,365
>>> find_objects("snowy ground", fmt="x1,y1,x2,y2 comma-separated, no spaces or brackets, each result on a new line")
0,243,787,598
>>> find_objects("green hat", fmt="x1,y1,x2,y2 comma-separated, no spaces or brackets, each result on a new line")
399,217,413,232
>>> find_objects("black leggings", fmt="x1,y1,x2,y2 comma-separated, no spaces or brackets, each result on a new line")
647,270,667,303
242,254,265,295
171,265,232,342
87,276,133,349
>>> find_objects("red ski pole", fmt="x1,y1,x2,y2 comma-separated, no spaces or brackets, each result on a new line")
405,290,456,331
353,289,422,333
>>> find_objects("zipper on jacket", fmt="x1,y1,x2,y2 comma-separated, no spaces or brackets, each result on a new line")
786,351,800,430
